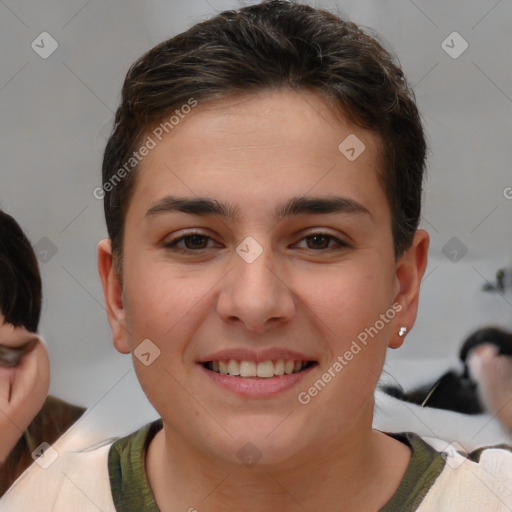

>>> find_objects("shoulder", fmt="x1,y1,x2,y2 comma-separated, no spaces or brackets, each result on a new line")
0,431,117,511
108,418,162,484
0,418,163,512
417,435,512,512
109,418,162,460
108,419,163,512
0,440,116,512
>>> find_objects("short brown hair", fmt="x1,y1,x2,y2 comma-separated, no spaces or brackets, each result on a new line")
0,210,42,333
102,0,426,273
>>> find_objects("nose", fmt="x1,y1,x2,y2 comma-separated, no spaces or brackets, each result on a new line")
216,247,296,333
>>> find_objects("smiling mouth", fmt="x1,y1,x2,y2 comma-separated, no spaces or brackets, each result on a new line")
201,359,317,378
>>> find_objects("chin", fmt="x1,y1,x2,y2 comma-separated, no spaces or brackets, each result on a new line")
213,416,314,468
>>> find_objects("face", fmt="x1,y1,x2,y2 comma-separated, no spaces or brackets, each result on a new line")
0,314,49,461
99,89,428,466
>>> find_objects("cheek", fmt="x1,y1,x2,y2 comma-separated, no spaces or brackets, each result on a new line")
301,263,391,342
13,345,50,427
124,263,198,336
299,261,393,415
122,261,220,378
32,356,50,413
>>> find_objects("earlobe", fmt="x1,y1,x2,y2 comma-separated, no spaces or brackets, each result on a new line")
388,229,430,349
97,239,131,354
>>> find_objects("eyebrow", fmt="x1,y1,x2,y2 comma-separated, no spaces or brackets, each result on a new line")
145,195,372,222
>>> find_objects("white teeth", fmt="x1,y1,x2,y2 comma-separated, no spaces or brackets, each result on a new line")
274,359,285,376
208,359,311,377
219,360,228,375
256,361,274,378
239,361,257,377
227,359,240,376
284,360,295,375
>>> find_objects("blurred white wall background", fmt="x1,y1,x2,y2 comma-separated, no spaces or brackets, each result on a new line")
0,0,511,431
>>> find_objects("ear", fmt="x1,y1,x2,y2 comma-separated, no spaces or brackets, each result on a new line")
97,239,130,354
389,229,429,349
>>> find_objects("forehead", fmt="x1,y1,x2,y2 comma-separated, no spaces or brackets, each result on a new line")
128,89,388,222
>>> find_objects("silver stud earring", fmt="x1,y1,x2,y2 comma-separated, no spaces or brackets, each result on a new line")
398,326,407,337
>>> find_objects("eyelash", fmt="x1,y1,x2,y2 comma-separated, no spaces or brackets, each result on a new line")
163,230,349,254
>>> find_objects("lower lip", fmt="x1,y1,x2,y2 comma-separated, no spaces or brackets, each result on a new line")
198,363,316,398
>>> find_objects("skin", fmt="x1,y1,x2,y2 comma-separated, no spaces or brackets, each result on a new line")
98,89,429,511
468,344,512,433
0,315,50,464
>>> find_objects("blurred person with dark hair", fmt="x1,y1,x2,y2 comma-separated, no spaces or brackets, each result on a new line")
0,209,85,496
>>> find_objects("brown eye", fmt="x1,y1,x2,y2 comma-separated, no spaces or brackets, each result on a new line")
183,234,209,249
163,230,220,253
297,233,348,251
306,234,330,249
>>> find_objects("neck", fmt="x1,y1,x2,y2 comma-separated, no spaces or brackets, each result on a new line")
146,401,411,512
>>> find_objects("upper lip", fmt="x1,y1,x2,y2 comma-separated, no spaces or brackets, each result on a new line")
197,348,317,363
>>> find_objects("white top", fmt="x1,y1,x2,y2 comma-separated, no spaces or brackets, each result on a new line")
2,391,511,511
